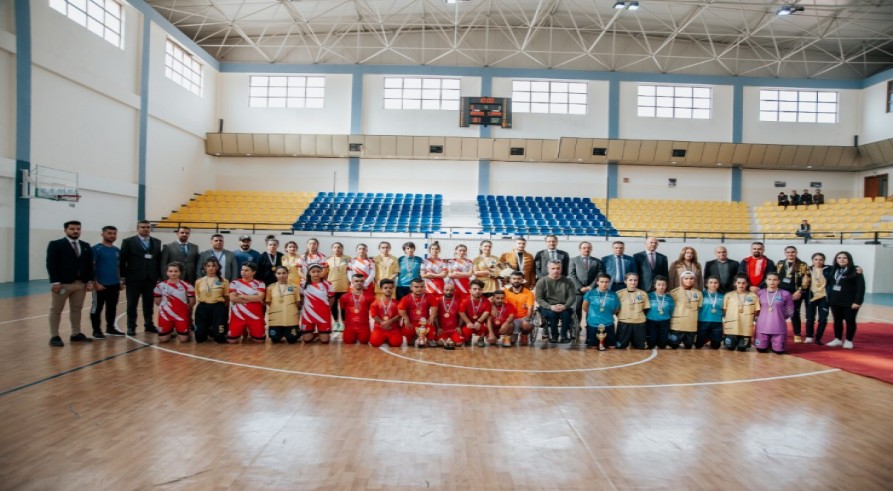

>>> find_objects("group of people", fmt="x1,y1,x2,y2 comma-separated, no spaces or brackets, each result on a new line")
46,221,866,354
778,188,824,210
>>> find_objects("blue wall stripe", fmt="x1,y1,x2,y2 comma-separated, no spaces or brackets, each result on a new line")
608,79,620,140
348,157,359,193
731,166,742,202
862,67,893,89
478,160,490,196
137,15,150,220
14,0,31,282
606,162,618,200
350,74,363,134
732,83,744,144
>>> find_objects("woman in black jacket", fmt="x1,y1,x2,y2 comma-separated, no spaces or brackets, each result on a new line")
826,251,865,349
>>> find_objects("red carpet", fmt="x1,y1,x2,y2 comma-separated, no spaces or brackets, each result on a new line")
786,322,893,384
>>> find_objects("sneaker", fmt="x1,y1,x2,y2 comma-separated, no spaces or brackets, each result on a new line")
843,340,854,349
126,329,136,336
804,337,814,343
475,337,486,348
793,335,802,343
826,338,843,347
92,330,107,340
106,328,126,337
69,333,93,343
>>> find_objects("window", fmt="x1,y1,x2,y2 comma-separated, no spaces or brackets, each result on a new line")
164,39,203,96
512,80,587,114
249,76,325,108
887,81,892,113
637,85,711,119
759,89,838,123
383,77,460,110
49,0,123,48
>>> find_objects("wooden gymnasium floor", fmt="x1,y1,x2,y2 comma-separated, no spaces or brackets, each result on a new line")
2,291,893,490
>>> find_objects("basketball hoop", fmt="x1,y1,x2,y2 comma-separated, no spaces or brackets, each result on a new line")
57,194,81,203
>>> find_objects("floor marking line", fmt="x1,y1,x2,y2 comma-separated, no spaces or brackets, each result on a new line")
379,346,658,372
0,344,151,397
0,301,127,326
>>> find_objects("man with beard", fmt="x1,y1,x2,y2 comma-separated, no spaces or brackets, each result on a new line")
704,246,740,294
738,242,776,294
499,237,536,287
159,226,199,284
504,271,536,346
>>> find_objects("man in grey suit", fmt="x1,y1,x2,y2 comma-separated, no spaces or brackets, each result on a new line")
568,241,605,318
633,236,669,292
159,226,200,284
119,220,162,335
534,234,570,280
703,245,740,294
197,234,239,282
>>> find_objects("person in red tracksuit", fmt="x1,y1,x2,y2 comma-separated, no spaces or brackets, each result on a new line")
489,289,517,347
340,274,372,344
370,279,402,348
398,278,438,347
460,280,491,348
436,282,470,346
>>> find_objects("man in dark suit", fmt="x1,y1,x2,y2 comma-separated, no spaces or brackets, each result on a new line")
534,234,570,280
568,241,605,318
46,220,95,346
704,245,740,294
119,220,162,335
633,236,669,292
602,241,637,292
197,233,239,282
159,226,200,284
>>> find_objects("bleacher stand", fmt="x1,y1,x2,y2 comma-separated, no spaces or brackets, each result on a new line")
294,192,444,233
477,195,617,236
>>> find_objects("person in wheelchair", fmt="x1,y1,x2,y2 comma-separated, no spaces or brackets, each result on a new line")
534,261,577,343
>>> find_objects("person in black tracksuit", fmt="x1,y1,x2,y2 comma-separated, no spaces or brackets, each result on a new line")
825,251,865,349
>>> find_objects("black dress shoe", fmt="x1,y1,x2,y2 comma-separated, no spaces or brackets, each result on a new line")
92,330,107,340
105,328,126,337
49,336,64,347
126,329,136,336
145,326,159,334
559,337,571,344
70,333,93,343
549,337,559,343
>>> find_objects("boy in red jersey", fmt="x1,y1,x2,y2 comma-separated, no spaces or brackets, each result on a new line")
398,277,438,347
228,262,266,343
154,262,195,343
435,283,469,346
301,264,335,344
460,280,491,347
340,274,373,344
489,289,517,347
370,279,403,348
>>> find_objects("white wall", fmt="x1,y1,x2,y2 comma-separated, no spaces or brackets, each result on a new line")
490,78,610,139
0,159,15,283
741,169,856,206
742,87,861,146
489,161,606,198
0,33,14,161
212,157,349,193
216,73,352,134
618,165,731,201
618,82,734,142
362,75,481,137
860,77,893,145
358,159,478,199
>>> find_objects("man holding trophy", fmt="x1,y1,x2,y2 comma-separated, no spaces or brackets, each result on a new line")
581,274,621,350
397,278,438,347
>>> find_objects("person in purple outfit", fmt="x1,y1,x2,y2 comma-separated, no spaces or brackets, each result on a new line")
754,272,794,354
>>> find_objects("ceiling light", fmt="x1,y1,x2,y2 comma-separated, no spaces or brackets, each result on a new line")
777,4,804,16
613,1,625,9
627,1,639,10
614,0,639,9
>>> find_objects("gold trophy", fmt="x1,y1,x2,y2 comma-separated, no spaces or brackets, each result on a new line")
597,325,607,351
415,318,429,348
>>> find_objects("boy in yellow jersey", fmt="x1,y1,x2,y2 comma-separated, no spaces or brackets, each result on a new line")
668,271,702,349
615,272,650,349
722,274,760,351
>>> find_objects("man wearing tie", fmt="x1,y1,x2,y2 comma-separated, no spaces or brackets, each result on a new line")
159,226,199,284
498,237,536,287
119,220,162,335
197,234,240,282
568,241,605,319
602,241,637,292
46,220,95,346
534,235,570,280
633,237,669,292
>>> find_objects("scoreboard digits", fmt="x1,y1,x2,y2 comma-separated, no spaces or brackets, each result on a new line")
459,97,512,128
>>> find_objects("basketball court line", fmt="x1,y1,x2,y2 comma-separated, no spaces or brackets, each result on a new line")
379,345,659,373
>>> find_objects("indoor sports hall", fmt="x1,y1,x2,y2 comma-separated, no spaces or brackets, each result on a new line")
2,0,893,489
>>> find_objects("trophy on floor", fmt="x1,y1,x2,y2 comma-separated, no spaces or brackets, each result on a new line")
597,325,607,351
444,337,456,350
416,318,429,348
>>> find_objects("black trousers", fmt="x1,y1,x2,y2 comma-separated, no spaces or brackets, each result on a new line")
789,297,804,335
194,302,228,343
830,305,859,341
90,284,120,331
805,297,829,341
125,280,156,331
331,292,346,321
